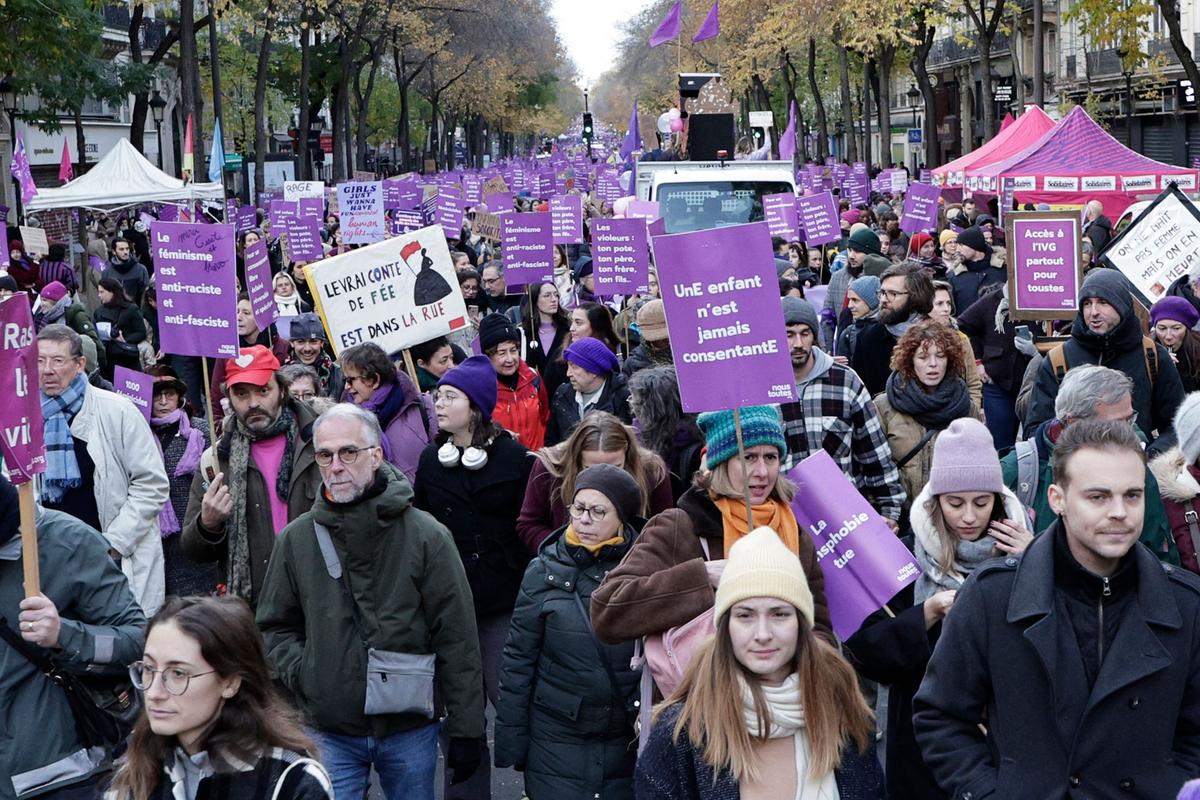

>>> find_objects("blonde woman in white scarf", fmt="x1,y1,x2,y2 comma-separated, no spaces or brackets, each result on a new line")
636,527,883,800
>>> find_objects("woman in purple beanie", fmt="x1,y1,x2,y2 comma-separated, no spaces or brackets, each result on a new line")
1152,295,1200,392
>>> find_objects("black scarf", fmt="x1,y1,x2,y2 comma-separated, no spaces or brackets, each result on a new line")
885,372,972,431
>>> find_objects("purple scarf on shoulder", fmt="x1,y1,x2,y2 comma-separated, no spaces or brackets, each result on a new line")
150,409,205,535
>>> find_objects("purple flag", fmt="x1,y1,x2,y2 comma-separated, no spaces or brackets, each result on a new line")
619,100,641,160
152,221,240,359
778,102,797,162
651,221,797,412
692,0,719,42
789,450,920,640
9,130,37,205
243,239,276,331
900,182,942,234
591,218,649,294
112,366,153,422
0,296,45,484
649,0,682,46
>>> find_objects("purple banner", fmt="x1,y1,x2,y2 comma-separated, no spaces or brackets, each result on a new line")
284,216,323,263
550,194,584,244
236,205,257,234
651,221,797,412
113,366,153,421
591,218,649,294
900,182,941,234
796,191,840,245
763,192,800,241
435,192,465,236
1011,215,1081,314
337,181,386,244
462,176,482,205
596,172,624,203
485,192,514,213
0,296,45,484
298,197,324,221
243,239,276,331
789,449,920,640
501,212,554,288
159,205,179,223
391,210,424,235
152,221,240,359
269,199,297,231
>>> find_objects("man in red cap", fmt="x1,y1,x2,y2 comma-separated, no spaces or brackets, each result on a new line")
181,345,322,604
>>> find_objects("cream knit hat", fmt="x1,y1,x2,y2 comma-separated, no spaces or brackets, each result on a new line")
714,527,815,626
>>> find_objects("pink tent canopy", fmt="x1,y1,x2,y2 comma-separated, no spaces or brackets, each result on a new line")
966,106,1198,217
998,112,1015,132
933,106,1056,189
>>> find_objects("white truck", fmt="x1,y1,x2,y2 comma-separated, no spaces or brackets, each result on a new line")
635,160,796,234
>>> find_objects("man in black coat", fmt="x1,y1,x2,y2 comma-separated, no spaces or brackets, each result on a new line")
849,262,935,396
948,225,1007,315
1025,267,1185,442
545,337,630,446
913,419,1200,800
1084,199,1114,255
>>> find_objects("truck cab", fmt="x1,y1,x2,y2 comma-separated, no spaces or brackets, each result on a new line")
635,160,796,233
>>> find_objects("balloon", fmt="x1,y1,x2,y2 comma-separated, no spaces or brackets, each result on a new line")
667,107,681,120
613,196,632,217
669,118,684,133
657,112,673,134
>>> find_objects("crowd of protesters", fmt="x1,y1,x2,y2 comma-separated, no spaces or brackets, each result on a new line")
5,150,1200,800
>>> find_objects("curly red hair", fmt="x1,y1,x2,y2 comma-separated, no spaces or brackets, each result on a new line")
889,319,966,382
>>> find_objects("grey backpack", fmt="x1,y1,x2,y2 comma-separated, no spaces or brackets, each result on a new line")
1014,439,1039,509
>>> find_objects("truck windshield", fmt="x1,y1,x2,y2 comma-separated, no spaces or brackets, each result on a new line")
656,181,794,233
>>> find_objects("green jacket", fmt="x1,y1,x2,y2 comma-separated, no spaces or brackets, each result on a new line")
1000,421,1179,565
255,464,485,739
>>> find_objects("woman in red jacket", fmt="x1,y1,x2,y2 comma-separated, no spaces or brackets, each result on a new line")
479,313,550,450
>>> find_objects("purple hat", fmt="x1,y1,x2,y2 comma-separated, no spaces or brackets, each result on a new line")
927,418,1003,496
40,281,69,303
564,337,619,376
1151,296,1200,330
438,355,498,421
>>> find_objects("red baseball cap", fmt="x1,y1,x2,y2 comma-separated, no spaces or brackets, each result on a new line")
225,345,280,388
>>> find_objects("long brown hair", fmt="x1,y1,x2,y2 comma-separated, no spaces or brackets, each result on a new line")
108,597,317,800
534,411,665,515
654,611,872,784
924,492,1007,574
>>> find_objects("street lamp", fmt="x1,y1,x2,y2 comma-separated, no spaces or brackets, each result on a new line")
0,75,22,224
311,114,325,180
149,89,167,170
907,85,921,174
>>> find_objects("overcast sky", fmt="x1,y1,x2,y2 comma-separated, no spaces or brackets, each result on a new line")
551,0,650,90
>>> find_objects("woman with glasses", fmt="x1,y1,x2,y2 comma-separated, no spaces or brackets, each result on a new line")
494,464,643,800
109,596,333,800
411,355,533,799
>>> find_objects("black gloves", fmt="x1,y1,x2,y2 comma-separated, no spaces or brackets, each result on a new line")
447,737,482,785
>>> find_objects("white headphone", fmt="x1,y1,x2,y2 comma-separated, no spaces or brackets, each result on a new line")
437,441,488,470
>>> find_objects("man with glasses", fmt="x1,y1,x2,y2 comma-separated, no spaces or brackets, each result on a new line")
849,262,936,396
0,473,146,800
182,345,322,605
257,403,485,800
36,324,169,615
479,261,518,313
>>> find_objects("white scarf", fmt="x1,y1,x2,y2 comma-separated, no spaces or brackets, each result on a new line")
275,293,302,317
740,674,841,800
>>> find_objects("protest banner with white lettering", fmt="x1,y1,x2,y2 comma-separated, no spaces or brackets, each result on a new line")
550,194,584,244
591,218,649,294
788,450,920,640
243,239,276,331
651,222,797,412
1004,212,1083,319
284,180,324,201
113,366,153,421
900,182,941,234
0,296,45,483
152,221,240,359
501,212,554,288
305,225,469,355
763,192,800,241
1100,185,1200,304
337,181,386,244
435,192,465,235
283,216,323,262
796,191,840,245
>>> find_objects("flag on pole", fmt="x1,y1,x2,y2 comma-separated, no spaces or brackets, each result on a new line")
692,1,719,42
619,100,641,160
649,0,682,47
57,137,73,183
9,128,38,204
207,118,225,183
779,101,797,161
181,113,194,181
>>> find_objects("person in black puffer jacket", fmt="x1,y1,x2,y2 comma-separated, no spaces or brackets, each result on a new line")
948,225,1006,315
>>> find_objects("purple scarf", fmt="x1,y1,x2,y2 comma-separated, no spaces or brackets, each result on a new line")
150,410,206,536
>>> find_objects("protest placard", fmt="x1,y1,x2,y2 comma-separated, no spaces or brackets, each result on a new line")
152,221,240,359
626,199,661,221
237,205,257,234
900,182,941,234
789,450,920,640
1004,211,1083,319
651,221,797,412
337,181,386,244
435,192,465,236
284,180,324,201
591,218,649,294
796,191,840,245
550,194,584,244
482,174,509,196
1100,185,1200,303
18,226,48,256
0,296,45,484
243,239,276,330
473,210,502,242
501,212,554,287
113,366,153,421
391,210,424,236
462,175,482,205
763,192,800,241
485,192,514,213
352,170,375,182
283,216,323,263
305,225,469,355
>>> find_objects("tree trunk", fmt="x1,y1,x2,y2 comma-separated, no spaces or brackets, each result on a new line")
354,43,382,172
836,40,857,162
1159,0,1200,98
862,58,874,168
331,78,346,181
979,37,994,140
394,47,411,172
911,20,939,168
178,0,203,150
127,3,149,154
443,111,457,170
878,46,894,167
252,0,277,199
73,107,86,174
749,67,777,155
298,8,311,179
807,38,829,161
959,64,974,155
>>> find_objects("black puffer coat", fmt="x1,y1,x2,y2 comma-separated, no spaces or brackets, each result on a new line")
494,524,640,800
544,372,632,446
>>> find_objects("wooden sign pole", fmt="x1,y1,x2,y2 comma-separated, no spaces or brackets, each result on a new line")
19,481,39,598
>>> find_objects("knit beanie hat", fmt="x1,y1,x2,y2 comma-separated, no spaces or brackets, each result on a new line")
565,337,619,376
781,296,818,332
478,313,521,353
698,405,787,470
1174,392,1200,464
908,232,933,257
1151,296,1200,330
438,354,498,421
927,417,1004,495
1079,267,1134,319
40,281,68,303
0,275,16,293
847,227,881,256
956,226,988,254
840,209,861,227
574,463,642,523
848,222,869,236
636,299,668,342
775,257,793,278
939,229,958,248
714,526,815,626
848,275,881,310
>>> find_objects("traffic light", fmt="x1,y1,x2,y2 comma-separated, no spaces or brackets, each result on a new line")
582,113,594,148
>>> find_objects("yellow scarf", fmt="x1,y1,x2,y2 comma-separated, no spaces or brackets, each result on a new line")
711,495,801,557
565,524,625,555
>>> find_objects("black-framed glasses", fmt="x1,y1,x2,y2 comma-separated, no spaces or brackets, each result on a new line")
568,503,610,521
314,445,378,467
129,661,216,696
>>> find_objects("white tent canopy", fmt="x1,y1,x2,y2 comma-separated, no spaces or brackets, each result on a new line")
26,138,224,211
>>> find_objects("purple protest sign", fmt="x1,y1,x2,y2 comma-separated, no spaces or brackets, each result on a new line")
919,168,933,184
237,205,258,234
337,181,386,244
485,192,514,213
626,200,660,221
269,199,298,231
900,182,941,234
596,172,623,203
112,366,153,421
0,296,45,484
1008,213,1082,317
298,197,324,221
796,191,840,245
501,212,554,287
537,171,555,198
435,192,465,235
462,176,482,205
763,192,800,241
591,218,649,294
789,449,920,639
152,221,240,359
284,216,323,262
550,194,584,244
391,210,424,235
243,239,276,331
651,222,797,412
225,198,238,224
